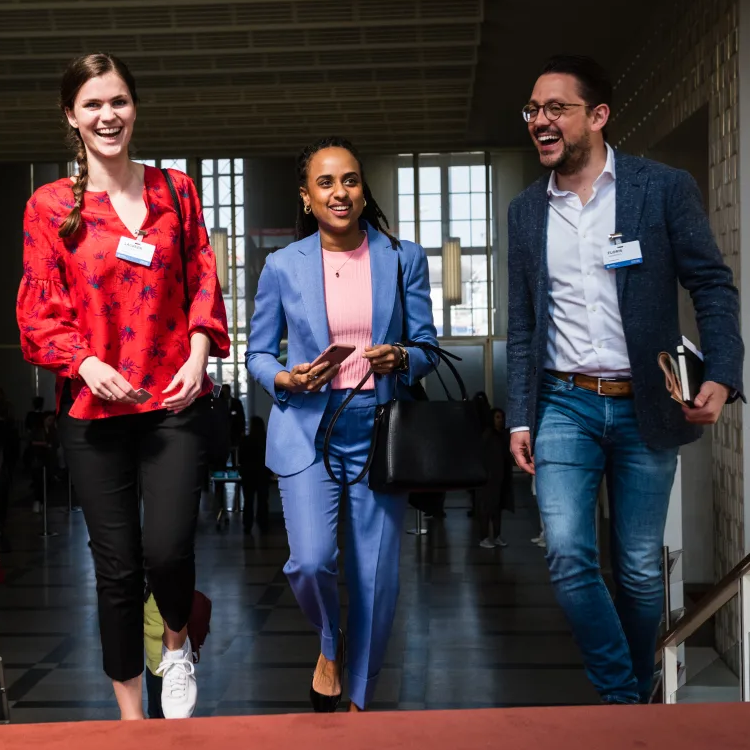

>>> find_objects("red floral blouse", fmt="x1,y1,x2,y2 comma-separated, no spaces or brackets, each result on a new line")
17,166,230,420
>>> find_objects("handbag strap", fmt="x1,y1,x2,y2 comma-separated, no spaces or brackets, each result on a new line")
323,368,378,487
161,168,190,315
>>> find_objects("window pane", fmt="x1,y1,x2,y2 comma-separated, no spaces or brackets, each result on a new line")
234,158,244,175
450,193,471,221
201,177,214,206
470,192,486,221
202,159,214,176
207,360,219,380
450,306,473,336
226,302,234,327
420,221,442,248
419,194,441,222
237,299,247,324
218,175,232,206
398,195,414,222
235,236,245,266
450,220,471,248
218,159,232,174
219,207,232,231
419,167,441,195
427,255,442,286
471,220,487,247
470,165,486,193
449,166,470,193
221,364,235,385
203,207,214,231
398,167,414,195
399,221,415,243
236,272,246,300
234,175,244,203
238,367,248,398
234,207,245,236
162,158,187,172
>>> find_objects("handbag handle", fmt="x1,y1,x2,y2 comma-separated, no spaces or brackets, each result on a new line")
322,258,469,487
161,168,190,315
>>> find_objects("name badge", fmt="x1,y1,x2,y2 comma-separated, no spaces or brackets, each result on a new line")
603,236,643,270
116,236,156,267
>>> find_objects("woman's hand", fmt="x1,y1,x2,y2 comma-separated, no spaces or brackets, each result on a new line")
275,362,340,394
362,345,403,375
163,355,206,413
79,357,139,404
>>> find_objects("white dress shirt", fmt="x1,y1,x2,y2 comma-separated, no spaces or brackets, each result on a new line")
511,144,631,434
545,143,630,376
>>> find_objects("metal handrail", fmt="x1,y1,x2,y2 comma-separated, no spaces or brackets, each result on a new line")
661,552,750,649
658,549,750,703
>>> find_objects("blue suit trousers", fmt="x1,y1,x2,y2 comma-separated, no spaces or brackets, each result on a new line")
278,390,407,709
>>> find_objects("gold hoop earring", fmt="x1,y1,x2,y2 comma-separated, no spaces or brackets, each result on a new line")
304,204,312,215
363,199,367,207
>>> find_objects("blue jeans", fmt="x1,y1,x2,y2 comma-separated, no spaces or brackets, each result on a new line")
534,373,678,704
278,390,407,709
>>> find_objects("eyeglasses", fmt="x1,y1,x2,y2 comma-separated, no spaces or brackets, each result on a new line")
521,102,590,123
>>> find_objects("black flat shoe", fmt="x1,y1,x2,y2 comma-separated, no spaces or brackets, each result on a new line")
310,630,346,713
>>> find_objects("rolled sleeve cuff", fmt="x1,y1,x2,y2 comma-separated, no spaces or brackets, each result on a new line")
510,426,530,434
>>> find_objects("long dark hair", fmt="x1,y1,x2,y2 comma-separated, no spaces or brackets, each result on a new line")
58,53,139,239
295,136,400,249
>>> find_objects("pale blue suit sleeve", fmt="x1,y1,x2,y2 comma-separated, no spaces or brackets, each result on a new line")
400,244,438,386
245,254,289,405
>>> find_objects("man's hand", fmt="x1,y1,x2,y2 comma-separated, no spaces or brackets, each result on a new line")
510,430,535,475
682,381,731,425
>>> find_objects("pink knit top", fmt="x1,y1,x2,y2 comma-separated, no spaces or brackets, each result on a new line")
322,235,374,390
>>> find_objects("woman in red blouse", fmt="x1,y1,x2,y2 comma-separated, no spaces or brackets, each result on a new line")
16,53,229,720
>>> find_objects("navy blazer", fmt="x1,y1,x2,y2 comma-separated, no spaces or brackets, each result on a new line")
506,150,744,450
245,223,438,477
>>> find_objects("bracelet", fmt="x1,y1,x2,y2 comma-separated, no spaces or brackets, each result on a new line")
395,345,409,372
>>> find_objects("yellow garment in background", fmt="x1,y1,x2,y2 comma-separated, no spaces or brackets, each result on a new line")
144,593,163,676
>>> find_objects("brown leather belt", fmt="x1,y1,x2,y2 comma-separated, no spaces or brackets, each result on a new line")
548,370,634,398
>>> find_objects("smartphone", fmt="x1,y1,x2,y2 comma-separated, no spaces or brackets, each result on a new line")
310,343,356,370
134,388,153,405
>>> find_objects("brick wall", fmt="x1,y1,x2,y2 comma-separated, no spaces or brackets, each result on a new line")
611,0,742,668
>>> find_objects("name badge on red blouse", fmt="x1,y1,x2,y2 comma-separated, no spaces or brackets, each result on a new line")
116,236,156,267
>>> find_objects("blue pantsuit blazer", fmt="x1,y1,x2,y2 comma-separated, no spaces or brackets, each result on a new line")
246,223,438,476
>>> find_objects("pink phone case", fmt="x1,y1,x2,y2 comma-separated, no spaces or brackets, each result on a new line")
311,343,356,369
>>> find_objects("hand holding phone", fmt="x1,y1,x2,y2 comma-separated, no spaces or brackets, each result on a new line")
310,343,356,370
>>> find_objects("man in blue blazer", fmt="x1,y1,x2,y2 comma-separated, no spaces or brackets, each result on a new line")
507,55,744,704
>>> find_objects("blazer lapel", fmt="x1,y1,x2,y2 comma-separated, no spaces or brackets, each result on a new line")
368,225,398,344
529,178,550,318
296,232,330,353
614,151,648,300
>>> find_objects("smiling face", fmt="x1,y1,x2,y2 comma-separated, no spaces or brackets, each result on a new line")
299,147,365,236
65,71,136,163
526,72,609,175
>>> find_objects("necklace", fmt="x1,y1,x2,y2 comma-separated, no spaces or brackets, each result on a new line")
322,231,366,278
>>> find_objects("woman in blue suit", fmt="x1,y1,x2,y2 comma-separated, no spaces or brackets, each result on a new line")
246,136,437,712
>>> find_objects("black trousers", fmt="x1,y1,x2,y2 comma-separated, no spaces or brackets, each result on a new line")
241,473,269,529
58,396,209,682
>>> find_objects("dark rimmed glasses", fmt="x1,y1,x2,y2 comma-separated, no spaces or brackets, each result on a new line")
522,101,590,123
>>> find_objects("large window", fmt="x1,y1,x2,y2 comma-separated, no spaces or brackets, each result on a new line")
200,159,247,415
396,154,492,338
134,158,187,172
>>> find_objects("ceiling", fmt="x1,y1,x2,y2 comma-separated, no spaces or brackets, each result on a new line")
0,0,483,160
0,0,670,161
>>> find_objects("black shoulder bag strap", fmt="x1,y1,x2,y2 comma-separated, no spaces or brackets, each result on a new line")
161,168,190,315
322,257,459,486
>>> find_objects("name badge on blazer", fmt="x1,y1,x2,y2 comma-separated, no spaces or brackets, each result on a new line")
603,234,643,270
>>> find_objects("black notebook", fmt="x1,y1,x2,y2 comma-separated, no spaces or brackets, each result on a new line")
676,336,704,407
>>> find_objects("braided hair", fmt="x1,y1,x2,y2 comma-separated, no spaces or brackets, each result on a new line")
295,136,400,250
58,53,139,239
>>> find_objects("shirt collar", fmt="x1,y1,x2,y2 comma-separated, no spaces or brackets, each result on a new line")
547,143,616,198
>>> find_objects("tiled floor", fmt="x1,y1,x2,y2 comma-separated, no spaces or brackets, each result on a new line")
0,474,599,723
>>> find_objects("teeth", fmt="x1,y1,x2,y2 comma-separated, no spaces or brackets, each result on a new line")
97,128,121,136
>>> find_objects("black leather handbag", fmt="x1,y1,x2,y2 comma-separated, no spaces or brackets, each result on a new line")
323,263,487,494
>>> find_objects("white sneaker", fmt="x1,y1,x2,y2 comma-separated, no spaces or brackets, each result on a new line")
479,538,495,549
156,636,197,719
494,536,508,548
